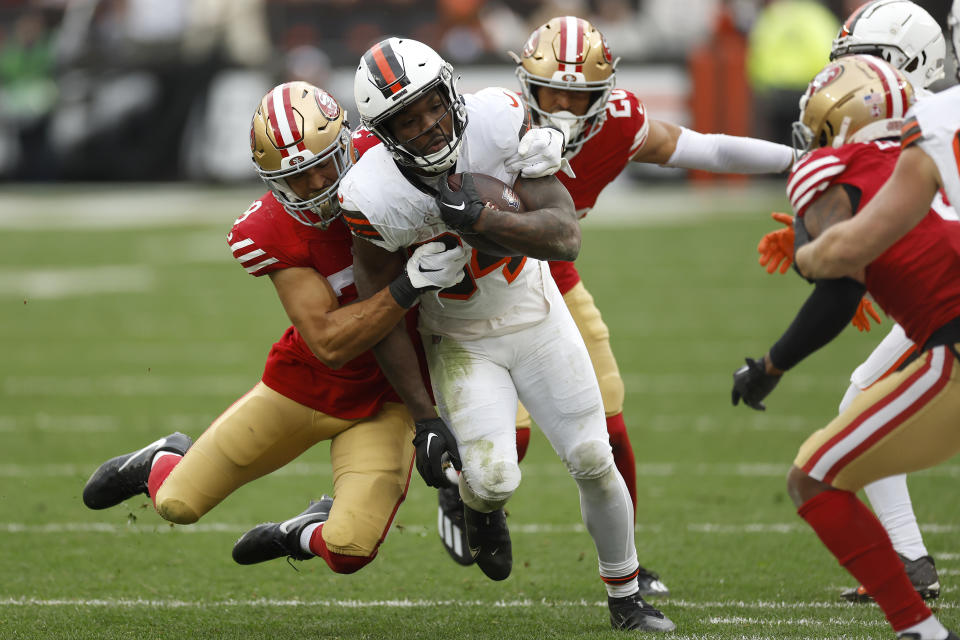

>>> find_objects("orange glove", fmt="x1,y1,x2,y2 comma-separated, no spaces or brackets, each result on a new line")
757,212,795,274
851,298,882,332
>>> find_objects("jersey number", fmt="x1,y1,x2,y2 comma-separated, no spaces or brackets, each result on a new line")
607,89,631,118
416,234,525,300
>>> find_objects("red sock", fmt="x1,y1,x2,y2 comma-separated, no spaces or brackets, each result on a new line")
516,427,531,463
308,525,375,574
606,413,637,514
147,454,181,508
798,490,930,631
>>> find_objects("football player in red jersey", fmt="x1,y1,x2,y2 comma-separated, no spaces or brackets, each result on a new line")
81,81,471,574
732,55,960,640
753,0,948,604
436,15,797,594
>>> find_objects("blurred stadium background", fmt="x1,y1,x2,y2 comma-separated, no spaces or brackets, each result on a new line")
2,1,960,639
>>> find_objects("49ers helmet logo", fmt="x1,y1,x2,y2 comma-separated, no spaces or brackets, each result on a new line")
810,64,843,96
315,89,341,120
601,35,613,63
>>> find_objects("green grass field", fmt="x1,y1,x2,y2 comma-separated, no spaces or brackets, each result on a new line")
1,184,957,639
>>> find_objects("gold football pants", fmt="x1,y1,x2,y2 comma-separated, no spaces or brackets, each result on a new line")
154,382,414,557
795,345,960,491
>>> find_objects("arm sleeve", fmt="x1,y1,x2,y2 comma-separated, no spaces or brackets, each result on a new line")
768,277,866,371
665,127,794,173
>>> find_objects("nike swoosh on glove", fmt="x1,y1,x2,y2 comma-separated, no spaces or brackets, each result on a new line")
413,417,462,488
389,242,469,308
436,173,486,232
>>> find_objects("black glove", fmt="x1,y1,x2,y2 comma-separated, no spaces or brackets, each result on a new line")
731,356,782,411
436,173,485,232
412,417,462,488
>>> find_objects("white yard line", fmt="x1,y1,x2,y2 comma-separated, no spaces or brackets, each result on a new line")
0,595,954,612
0,266,155,299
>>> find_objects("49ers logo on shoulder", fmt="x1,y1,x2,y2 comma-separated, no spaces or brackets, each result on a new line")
315,89,340,120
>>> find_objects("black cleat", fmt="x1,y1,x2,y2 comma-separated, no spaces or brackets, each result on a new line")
637,566,671,597
232,496,333,565
464,505,512,581
438,485,475,566
841,554,940,603
608,591,677,632
82,432,192,510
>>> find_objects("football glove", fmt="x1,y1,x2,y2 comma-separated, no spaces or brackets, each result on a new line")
731,356,781,411
757,212,795,274
436,173,486,232
389,242,468,308
413,417,462,488
505,127,566,178
851,297,882,332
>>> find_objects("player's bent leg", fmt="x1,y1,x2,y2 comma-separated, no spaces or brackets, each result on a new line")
82,432,193,510
156,382,347,524
563,282,639,516
791,346,960,635
425,334,521,580
316,402,415,573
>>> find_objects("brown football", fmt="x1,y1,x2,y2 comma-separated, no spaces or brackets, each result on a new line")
446,173,527,257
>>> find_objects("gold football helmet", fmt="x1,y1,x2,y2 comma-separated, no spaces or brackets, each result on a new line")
793,55,915,153
510,16,618,153
250,81,352,228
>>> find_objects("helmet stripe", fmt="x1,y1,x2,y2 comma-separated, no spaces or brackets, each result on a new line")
281,84,306,152
266,87,290,158
842,1,873,37
365,41,410,98
860,55,905,117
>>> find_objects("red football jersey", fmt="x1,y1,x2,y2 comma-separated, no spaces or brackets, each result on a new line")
788,141,960,347
228,193,400,419
550,89,649,294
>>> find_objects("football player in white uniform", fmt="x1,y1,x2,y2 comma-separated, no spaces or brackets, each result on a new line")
756,0,948,602
340,37,676,632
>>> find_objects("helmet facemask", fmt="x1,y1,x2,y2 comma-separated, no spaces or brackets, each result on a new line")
949,0,960,82
355,39,468,175
259,126,353,228
367,69,468,175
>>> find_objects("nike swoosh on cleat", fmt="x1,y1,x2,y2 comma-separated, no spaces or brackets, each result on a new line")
116,437,167,473
278,511,325,534
444,202,467,210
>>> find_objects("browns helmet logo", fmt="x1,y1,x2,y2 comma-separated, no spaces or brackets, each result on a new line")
315,89,340,120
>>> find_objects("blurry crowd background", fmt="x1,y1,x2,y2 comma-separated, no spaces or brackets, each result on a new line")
0,0,955,183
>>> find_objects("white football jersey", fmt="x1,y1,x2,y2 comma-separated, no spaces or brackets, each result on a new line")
340,87,555,341
910,84,960,210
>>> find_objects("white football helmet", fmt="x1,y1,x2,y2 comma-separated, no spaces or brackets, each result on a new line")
949,0,960,81
354,38,467,174
830,0,945,89
250,82,352,228
510,16,618,155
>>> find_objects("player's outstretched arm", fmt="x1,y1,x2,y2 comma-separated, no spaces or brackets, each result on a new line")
796,146,941,279
635,119,793,173
269,242,467,370
438,173,580,261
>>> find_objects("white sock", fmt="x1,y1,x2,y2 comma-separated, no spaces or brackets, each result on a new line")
299,523,322,557
574,465,638,598
898,614,948,639
151,451,181,468
864,474,928,560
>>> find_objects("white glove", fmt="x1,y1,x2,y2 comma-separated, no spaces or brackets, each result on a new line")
406,242,469,290
505,127,565,178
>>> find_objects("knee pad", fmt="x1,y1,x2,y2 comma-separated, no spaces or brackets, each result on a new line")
154,496,200,525
459,461,521,512
565,439,614,480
